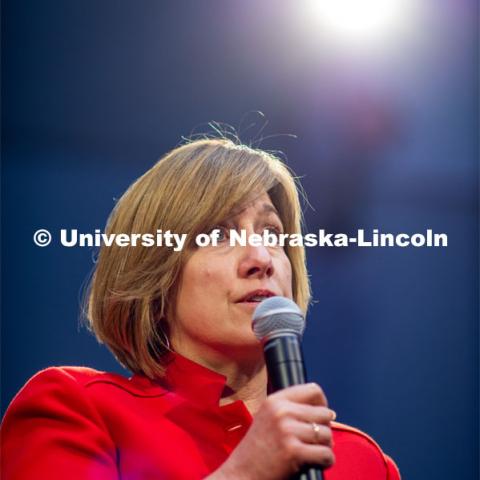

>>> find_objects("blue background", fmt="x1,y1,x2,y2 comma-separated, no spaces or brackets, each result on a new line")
2,1,478,478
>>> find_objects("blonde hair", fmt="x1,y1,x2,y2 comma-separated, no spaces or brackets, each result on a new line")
87,138,310,378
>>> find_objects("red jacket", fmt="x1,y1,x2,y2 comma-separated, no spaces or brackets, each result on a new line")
1,354,400,479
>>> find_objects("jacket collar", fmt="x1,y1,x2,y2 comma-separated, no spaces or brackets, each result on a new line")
130,352,228,406
163,352,228,407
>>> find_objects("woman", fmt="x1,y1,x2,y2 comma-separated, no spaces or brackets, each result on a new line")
1,138,400,479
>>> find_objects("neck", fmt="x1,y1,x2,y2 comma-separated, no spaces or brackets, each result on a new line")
218,358,267,415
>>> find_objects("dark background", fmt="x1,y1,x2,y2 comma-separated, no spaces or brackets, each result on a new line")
2,1,478,478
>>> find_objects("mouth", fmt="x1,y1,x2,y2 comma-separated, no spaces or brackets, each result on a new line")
236,289,276,304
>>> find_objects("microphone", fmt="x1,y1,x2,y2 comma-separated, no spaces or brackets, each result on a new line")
252,296,324,480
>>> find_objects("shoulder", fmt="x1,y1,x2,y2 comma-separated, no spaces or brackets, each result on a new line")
1,367,125,479
21,365,127,387
7,366,166,406
331,421,401,479
4,366,123,409
331,421,385,451
2,367,118,428
2,366,168,432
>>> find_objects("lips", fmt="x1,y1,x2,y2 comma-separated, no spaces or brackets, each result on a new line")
237,289,276,303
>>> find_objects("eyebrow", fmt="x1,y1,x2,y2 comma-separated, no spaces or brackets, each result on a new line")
260,203,280,217
226,202,282,223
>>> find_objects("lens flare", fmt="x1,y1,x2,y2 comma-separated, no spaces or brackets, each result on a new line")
306,0,411,43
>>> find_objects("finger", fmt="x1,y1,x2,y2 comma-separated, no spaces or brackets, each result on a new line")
293,442,335,469
272,383,328,407
304,422,332,446
287,403,335,425
284,419,332,446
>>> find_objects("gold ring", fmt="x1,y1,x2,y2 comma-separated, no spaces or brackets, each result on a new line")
311,422,322,443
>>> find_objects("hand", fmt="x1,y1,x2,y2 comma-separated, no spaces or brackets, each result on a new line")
208,383,335,480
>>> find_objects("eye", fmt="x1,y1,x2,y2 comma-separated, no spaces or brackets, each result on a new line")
263,225,283,239
208,225,229,242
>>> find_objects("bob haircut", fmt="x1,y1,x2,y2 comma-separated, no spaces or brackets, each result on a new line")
87,138,310,378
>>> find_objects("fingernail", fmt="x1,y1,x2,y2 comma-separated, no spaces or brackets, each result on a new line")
329,409,337,421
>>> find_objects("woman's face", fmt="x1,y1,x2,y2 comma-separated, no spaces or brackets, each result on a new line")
171,192,293,360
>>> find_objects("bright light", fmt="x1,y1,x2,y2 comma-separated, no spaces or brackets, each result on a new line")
306,0,411,43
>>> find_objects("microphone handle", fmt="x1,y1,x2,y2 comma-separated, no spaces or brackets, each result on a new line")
264,336,324,480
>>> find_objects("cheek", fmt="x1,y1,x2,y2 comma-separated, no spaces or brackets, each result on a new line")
192,262,219,286
286,268,293,298
182,251,213,280
179,256,226,305
277,252,293,297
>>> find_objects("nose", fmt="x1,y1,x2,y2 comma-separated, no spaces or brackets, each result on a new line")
238,242,274,279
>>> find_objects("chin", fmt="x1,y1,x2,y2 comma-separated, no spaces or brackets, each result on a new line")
237,338,264,357
217,332,263,356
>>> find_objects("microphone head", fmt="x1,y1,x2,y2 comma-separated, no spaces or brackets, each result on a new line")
252,296,305,341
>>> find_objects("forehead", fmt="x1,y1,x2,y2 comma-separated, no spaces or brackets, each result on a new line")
227,192,280,221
